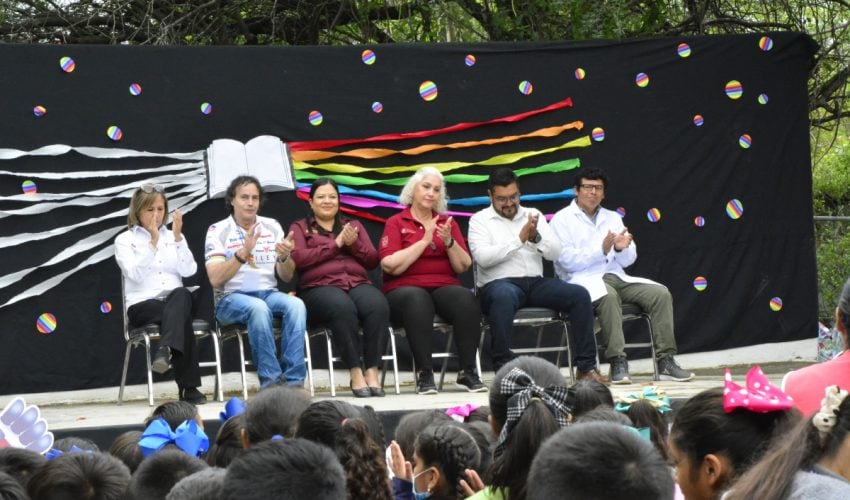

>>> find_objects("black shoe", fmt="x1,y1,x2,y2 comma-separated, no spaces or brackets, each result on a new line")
417,370,438,395
151,346,171,374
609,356,631,385
179,387,207,405
368,386,385,397
350,382,371,398
456,369,487,393
657,356,694,382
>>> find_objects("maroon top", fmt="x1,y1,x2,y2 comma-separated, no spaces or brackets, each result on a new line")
378,207,468,294
289,217,378,291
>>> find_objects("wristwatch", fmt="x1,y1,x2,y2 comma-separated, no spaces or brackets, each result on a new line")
530,232,542,244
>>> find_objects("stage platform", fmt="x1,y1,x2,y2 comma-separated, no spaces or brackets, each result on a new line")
8,338,814,448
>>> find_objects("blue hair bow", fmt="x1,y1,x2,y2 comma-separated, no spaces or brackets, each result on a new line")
219,397,246,423
139,417,209,457
44,445,93,461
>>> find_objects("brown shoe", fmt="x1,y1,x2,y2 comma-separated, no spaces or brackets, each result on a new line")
576,367,610,386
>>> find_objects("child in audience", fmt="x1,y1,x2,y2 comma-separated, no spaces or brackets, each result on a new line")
51,436,100,453
127,448,208,500
109,430,144,473
27,452,131,500
726,385,850,499
0,470,27,500
467,356,574,500
222,439,346,500
411,423,481,500
0,447,45,489
145,400,202,431
668,368,799,500
569,378,614,419
165,467,226,500
241,385,310,447
627,399,670,462
527,422,673,500
206,413,245,467
389,409,453,500
295,400,392,500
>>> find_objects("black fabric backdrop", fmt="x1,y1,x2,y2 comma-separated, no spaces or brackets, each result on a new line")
0,33,817,395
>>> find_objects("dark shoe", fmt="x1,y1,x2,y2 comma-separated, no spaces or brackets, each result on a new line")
179,387,207,405
657,356,694,382
368,386,386,397
417,370,438,395
576,367,610,386
350,382,371,398
456,369,488,393
151,346,171,374
609,356,631,385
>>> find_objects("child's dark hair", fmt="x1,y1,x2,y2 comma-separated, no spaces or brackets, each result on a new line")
27,452,131,500
627,400,669,462
569,379,614,418
165,467,226,500
670,387,799,492
0,447,45,489
574,406,632,426
727,387,850,500
394,410,453,462
109,430,144,473
460,420,496,475
145,401,199,432
415,423,482,500
127,448,208,500
52,436,100,453
486,356,571,500
0,470,27,500
243,385,311,445
206,413,245,467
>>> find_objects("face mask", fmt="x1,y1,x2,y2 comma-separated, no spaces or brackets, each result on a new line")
411,468,434,500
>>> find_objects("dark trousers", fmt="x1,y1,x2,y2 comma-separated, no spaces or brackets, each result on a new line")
127,287,201,388
386,285,481,373
300,284,390,369
480,276,598,373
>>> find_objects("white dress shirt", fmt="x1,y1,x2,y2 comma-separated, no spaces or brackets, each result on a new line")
114,225,198,307
468,204,562,288
550,199,658,301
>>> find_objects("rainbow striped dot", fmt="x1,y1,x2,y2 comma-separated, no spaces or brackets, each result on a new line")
33,105,47,117
419,81,438,101
758,93,769,105
677,43,691,58
36,313,57,334
308,110,323,126
100,301,112,314
518,80,533,95
726,199,744,219
635,72,650,88
693,114,704,126
371,101,383,113
574,68,586,80
361,49,376,65
59,56,75,73
725,80,743,99
769,297,783,311
22,180,37,195
739,134,752,149
106,125,123,141
616,207,626,217
591,127,605,142
200,102,212,115
129,83,142,96
694,216,705,227
465,54,476,67
693,277,708,291
647,208,661,222
759,36,774,52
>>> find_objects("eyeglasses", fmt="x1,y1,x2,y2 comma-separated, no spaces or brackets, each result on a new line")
494,193,520,204
579,184,604,193
140,183,165,193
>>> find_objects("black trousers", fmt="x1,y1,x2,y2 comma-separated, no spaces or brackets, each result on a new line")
300,284,390,370
127,287,201,388
386,285,481,372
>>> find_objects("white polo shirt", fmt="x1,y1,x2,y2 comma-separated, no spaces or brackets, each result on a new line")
205,215,285,293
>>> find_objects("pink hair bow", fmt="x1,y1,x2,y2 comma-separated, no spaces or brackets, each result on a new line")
445,404,480,422
723,365,794,413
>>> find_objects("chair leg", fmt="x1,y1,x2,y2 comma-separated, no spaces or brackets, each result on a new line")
117,340,134,405
438,331,453,391
211,332,224,402
304,332,315,398
562,323,575,384
324,331,336,397
143,336,154,407
644,315,659,380
389,327,400,395
234,332,249,401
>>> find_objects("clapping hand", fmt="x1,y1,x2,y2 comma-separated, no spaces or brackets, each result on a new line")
171,209,183,242
388,440,413,482
275,230,296,260
336,223,359,247
613,227,632,251
519,213,539,243
436,216,454,246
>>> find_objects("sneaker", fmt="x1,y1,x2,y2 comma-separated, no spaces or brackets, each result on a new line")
417,370,439,395
609,356,631,385
576,367,610,386
456,369,488,393
657,356,694,382
151,346,171,374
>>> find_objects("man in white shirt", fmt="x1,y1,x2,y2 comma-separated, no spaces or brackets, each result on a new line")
468,167,607,383
550,167,693,384
205,175,306,389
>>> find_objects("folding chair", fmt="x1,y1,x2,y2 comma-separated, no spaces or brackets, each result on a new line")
621,302,659,380
118,277,223,406
307,325,401,397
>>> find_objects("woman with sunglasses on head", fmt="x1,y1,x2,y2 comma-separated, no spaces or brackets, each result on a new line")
114,183,207,404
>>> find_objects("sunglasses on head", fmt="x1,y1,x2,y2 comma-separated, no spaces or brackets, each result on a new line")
140,183,165,193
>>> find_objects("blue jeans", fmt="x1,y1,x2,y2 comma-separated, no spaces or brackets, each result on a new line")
480,277,598,373
216,289,307,388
